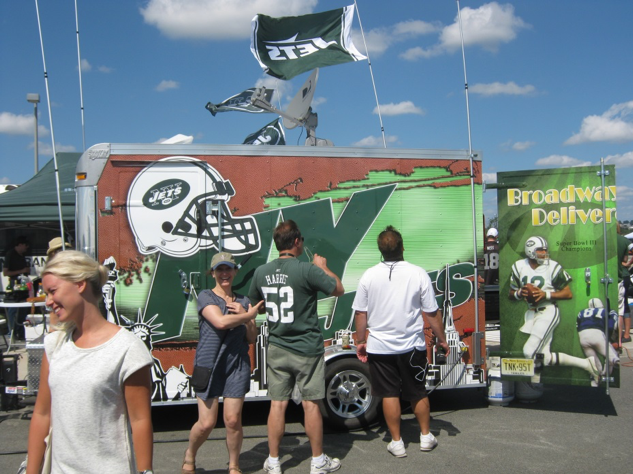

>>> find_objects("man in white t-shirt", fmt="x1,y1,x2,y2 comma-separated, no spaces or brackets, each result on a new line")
352,226,449,458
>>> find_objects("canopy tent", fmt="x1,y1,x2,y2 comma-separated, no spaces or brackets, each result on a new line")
0,152,80,223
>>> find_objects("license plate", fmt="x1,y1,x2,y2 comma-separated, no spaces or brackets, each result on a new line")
501,358,534,376
4,386,27,394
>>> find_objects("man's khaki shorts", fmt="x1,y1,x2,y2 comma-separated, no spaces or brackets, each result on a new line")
266,344,325,401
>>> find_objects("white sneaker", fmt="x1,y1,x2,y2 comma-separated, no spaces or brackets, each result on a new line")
420,432,438,451
264,458,283,474
387,440,407,457
310,454,341,474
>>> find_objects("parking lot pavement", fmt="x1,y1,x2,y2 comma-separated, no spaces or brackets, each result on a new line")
2,341,632,474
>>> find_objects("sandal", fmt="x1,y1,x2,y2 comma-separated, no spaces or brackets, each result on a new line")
182,450,196,474
228,467,242,473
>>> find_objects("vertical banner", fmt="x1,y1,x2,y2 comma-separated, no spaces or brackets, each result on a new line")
497,165,620,387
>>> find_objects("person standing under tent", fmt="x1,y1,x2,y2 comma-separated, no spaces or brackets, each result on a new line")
3,236,31,340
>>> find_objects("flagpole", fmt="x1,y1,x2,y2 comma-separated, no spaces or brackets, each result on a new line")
34,0,66,249
353,0,386,148
74,0,86,151
456,0,481,363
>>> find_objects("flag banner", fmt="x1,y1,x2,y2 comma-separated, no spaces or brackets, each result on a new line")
243,118,286,145
250,5,367,80
205,88,274,116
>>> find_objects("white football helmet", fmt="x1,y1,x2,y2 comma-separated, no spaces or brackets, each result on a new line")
127,156,260,258
524,236,549,265
588,298,604,309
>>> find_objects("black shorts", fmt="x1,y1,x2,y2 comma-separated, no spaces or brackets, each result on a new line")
368,348,428,401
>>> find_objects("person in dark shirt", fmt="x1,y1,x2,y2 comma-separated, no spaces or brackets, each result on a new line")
3,236,30,340
484,228,499,285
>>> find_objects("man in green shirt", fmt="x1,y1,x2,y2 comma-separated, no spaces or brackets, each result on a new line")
249,220,344,474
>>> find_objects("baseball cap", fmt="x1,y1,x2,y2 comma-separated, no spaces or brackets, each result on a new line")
210,252,237,270
486,228,498,238
47,237,71,257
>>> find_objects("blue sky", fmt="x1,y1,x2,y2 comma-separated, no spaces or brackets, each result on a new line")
1,1,632,221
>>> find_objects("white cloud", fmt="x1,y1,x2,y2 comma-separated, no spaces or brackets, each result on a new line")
441,2,530,52
470,81,535,96
401,2,530,60
140,0,317,40
255,75,292,107
483,172,497,183
38,141,77,156
512,140,535,151
375,101,424,116
603,151,633,168
354,20,440,56
155,80,179,92
311,96,326,110
400,45,443,61
352,135,399,147
616,185,633,199
79,58,113,73
158,134,194,144
565,101,633,145
535,154,592,167
0,112,49,136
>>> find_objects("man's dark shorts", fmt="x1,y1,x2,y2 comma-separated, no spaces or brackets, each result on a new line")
368,348,428,401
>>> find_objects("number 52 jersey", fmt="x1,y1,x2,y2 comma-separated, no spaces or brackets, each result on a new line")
248,257,336,356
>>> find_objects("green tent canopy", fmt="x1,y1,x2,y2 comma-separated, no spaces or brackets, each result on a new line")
0,152,80,223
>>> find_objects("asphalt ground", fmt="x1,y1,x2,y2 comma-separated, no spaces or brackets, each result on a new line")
1,341,632,474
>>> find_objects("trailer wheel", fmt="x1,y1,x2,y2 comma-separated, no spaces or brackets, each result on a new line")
319,357,380,431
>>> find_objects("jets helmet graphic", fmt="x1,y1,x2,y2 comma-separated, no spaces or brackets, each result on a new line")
127,156,260,258
524,236,549,265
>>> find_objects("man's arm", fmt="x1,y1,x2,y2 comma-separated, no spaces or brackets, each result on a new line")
354,310,369,363
247,276,267,314
201,300,263,330
423,309,450,355
313,254,344,296
3,266,29,278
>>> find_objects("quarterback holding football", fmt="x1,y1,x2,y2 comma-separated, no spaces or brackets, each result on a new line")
509,236,601,385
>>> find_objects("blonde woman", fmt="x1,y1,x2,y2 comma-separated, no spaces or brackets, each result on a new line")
183,252,262,474
26,251,154,474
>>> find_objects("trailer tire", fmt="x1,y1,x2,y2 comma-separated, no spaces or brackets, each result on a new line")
319,357,380,431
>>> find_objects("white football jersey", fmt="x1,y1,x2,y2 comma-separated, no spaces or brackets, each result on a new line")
510,258,572,293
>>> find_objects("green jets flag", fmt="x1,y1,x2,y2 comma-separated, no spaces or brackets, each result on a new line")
205,88,274,116
250,5,367,81
243,118,286,145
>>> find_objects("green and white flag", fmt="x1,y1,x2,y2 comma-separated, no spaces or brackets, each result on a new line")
243,118,286,145
250,5,367,81
205,88,274,116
